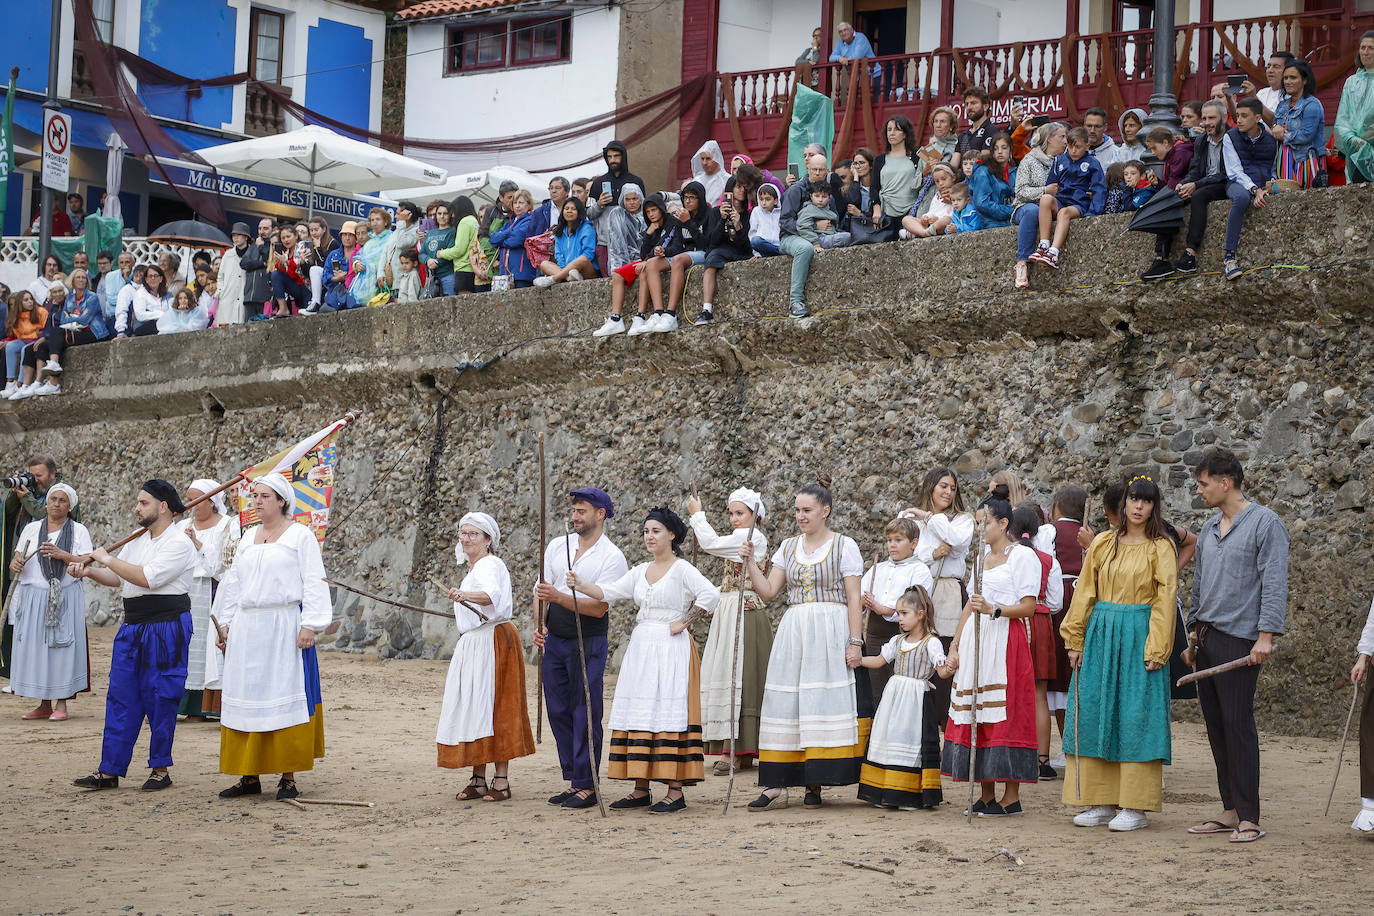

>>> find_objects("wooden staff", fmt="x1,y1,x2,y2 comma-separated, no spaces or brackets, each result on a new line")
296,798,375,808
426,577,492,620
564,521,607,817
1073,641,1082,803
1175,655,1254,686
1325,678,1362,817
536,433,547,744
722,502,760,816
324,577,458,621
1,548,36,621
861,548,883,644
966,519,983,825
690,481,699,567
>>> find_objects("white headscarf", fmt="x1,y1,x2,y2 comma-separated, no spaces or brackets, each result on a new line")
47,482,78,510
254,473,294,508
456,511,500,564
727,487,765,521
188,478,226,515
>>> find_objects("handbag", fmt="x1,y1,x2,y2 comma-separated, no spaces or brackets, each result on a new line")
469,239,491,284
850,214,897,245
421,270,440,299
523,231,554,268
367,289,392,308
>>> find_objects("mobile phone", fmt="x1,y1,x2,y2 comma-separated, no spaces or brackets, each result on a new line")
1224,73,1246,95
601,181,612,197
1029,114,1051,127
787,163,799,179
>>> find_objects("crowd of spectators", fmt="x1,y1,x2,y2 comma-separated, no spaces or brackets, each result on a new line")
3,32,1370,388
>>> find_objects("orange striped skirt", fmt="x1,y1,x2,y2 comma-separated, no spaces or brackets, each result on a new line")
608,639,704,785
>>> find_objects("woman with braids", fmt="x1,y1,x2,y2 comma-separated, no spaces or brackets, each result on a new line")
1060,475,1177,832
902,467,973,727
942,487,1040,816
567,507,719,814
740,480,869,810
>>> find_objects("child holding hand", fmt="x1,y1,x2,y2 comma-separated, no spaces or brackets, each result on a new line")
855,586,952,810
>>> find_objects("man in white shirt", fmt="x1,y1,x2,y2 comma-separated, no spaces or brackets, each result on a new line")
1244,50,1294,124
533,487,628,810
114,264,147,338
70,480,196,792
98,252,134,335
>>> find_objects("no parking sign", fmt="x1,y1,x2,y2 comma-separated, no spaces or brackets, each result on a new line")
42,109,70,192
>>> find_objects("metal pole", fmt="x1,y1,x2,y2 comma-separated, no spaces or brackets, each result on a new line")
1142,0,1181,133
38,0,62,269
307,147,317,220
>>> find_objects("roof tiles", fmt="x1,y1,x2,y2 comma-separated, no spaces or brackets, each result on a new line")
396,0,527,21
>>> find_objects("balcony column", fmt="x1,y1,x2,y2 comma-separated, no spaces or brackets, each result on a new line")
1142,0,1180,132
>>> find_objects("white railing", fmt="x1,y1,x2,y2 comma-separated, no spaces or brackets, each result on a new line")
0,236,186,267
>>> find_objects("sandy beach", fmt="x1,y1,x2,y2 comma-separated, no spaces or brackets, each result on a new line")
3,626,1369,915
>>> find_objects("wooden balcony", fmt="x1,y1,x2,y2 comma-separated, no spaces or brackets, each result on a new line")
703,11,1374,171
245,82,291,138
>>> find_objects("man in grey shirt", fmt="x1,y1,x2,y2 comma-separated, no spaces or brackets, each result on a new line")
1184,448,1289,845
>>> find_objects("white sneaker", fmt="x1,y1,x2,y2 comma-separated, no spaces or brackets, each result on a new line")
44,360,62,374
1353,798,1374,832
567,268,584,282
651,312,678,333
533,275,556,288
1108,808,1148,832
1073,805,1117,827
626,314,654,336
9,383,37,401
592,316,626,338
0,684,11,694
34,381,62,396
898,228,911,241
1049,751,1067,770
0,381,16,398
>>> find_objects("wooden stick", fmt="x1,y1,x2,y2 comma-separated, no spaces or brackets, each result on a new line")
279,797,308,811
966,520,983,825
1175,655,1254,687
840,860,895,876
1,548,36,621
426,578,492,620
1073,648,1082,803
324,577,456,620
295,798,375,808
536,432,547,745
861,548,883,644
1325,679,1362,817
690,481,699,567
723,503,760,817
565,521,607,818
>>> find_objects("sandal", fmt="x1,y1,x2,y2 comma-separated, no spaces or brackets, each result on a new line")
1229,827,1266,844
480,779,511,802
219,776,262,798
276,778,299,801
1187,819,1236,835
457,777,488,801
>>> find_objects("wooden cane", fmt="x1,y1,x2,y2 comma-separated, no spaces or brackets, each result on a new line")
427,578,491,620
1325,678,1362,817
966,521,983,825
861,548,883,644
1,548,36,621
722,504,760,816
564,522,607,817
295,798,375,808
1073,649,1082,803
1175,655,1255,686
535,433,547,744
690,481,699,567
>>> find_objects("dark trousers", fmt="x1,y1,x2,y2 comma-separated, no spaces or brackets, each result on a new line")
98,614,191,777
1196,625,1262,823
1180,180,1253,254
41,326,99,362
270,271,308,310
542,631,607,791
131,322,159,337
1362,659,1374,798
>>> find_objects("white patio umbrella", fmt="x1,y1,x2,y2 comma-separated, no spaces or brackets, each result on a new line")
104,131,127,221
196,124,447,217
382,165,545,209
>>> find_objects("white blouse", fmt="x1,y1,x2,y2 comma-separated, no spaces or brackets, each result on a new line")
599,559,721,624
687,511,769,562
14,519,92,588
969,544,1042,607
213,522,332,630
176,515,239,580
771,534,864,577
117,524,197,599
456,554,513,633
916,512,975,580
863,556,935,622
1359,594,1374,657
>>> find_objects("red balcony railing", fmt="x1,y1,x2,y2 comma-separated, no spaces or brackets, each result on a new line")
699,11,1374,173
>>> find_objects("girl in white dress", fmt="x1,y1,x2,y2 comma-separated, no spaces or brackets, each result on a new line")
686,487,771,775
856,586,951,809
741,482,868,810
568,507,720,814
176,478,237,720
8,483,90,719
435,512,533,802
213,474,331,801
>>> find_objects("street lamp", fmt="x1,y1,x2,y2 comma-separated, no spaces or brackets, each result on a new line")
1142,0,1181,132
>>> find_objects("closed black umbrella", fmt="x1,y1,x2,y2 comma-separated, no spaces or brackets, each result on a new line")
147,219,232,248
1125,187,1187,233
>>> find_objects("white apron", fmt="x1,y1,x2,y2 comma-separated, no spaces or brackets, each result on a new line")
220,602,308,733
435,621,498,745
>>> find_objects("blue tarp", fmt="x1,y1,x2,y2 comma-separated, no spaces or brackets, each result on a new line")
10,97,224,152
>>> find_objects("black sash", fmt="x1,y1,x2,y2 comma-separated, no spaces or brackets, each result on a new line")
123,593,191,625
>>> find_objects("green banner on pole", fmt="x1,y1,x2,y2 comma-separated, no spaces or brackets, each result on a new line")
0,68,17,235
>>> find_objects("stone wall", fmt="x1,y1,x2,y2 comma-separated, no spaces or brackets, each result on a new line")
3,184,1372,737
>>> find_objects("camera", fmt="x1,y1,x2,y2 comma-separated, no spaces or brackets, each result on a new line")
1,471,36,491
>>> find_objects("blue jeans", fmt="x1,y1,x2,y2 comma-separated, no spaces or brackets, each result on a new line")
542,630,608,790
270,271,309,309
1013,203,1040,260
5,339,31,380
779,234,814,305
434,272,455,296
750,237,781,256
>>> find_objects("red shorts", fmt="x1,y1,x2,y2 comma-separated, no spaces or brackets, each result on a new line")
613,261,642,282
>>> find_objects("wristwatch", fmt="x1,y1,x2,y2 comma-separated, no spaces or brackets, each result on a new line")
993,606,1003,619
848,637,863,647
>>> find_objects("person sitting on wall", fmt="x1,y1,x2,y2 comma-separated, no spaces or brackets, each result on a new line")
533,197,599,288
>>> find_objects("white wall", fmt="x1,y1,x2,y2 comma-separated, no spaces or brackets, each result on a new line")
403,8,622,176
716,0,822,73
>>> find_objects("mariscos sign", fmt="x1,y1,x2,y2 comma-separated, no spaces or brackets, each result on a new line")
151,162,396,220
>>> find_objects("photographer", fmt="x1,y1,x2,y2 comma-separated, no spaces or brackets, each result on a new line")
1,455,68,683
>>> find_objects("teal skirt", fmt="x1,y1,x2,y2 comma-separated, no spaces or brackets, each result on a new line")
1064,601,1171,764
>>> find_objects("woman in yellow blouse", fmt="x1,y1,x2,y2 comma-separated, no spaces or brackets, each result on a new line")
1060,476,1177,832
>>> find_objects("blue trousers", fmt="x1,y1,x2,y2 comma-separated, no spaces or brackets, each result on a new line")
542,631,607,790
1012,202,1040,259
99,613,192,776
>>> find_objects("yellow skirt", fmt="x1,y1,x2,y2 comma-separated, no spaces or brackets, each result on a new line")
1062,756,1164,811
220,705,325,776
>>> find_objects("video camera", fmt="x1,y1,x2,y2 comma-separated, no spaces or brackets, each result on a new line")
1,471,37,491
